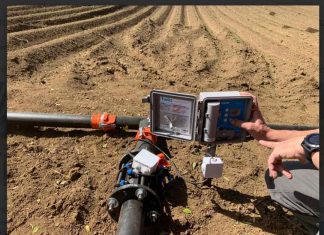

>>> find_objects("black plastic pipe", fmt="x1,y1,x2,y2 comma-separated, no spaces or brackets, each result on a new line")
116,116,145,130
7,112,145,130
114,119,159,234
268,124,318,131
7,112,318,131
8,112,91,128
116,199,144,235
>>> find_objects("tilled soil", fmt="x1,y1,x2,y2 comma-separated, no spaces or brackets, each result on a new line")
7,5,319,235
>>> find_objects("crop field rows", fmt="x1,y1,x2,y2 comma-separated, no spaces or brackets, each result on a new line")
7,5,319,234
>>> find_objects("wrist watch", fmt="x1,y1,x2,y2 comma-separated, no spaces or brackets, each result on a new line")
301,133,320,162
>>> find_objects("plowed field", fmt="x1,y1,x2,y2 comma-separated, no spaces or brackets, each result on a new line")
7,5,319,235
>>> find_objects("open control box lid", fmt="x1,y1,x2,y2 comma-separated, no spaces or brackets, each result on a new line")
150,90,197,141
149,90,252,144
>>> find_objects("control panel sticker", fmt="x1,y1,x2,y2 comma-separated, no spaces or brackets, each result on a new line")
216,99,249,140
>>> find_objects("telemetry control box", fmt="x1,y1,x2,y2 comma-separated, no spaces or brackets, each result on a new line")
132,149,160,175
149,90,253,144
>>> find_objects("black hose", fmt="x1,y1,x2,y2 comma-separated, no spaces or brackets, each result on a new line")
7,112,145,130
7,112,91,128
116,116,145,130
7,112,318,131
268,124,318,131
116,200,144,235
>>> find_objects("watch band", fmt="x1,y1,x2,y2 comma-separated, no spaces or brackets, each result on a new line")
301,133,320,163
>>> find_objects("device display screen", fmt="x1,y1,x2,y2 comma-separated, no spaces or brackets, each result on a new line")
215,99,250,140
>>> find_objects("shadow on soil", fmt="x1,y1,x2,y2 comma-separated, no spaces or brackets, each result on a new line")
7,126,306,234
145,183,306,235
144,177,189,235
8,125,136,139
210,186,306,234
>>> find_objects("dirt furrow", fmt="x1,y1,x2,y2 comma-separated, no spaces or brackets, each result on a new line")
209,6,319,96
7,6,77,17
85,6,173,78
250,6,319,37
219,6,318,62
179,5,185,25
278,5,319,19
9,5,127,34
169,6,184,26
8,6,157,79
8,6,144,51
184,5,202,29
209,7,315,67
196,6,273,95
64,7,173,90
151,5,173,26
228,6,318,44
7,5,40,11
164,6,181,29
35,5,126,26
118,5,172,50
257,6,319,30
200,6,318,124
8,6,99,26
120,5,221,91
8,6,102,32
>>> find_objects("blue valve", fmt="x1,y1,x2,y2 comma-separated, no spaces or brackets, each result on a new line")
125,162,132,168
127,168,133,176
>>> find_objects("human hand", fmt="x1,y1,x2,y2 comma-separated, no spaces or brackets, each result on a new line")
259,136,307,179
231,92,271,141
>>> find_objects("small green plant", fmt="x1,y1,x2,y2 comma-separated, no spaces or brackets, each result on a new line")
183,208,192,215
30,224,40,234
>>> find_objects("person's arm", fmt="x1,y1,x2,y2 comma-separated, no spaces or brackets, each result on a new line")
232,92,319,142
311,151,319,169
265,129,319,142
260,136,319,179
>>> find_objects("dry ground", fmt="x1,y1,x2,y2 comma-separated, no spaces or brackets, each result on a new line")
7,5,319,235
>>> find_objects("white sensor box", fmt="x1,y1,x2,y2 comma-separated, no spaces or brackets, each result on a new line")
132,149,160,175
201,156,223,178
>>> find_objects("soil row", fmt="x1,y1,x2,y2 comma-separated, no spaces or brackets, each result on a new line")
7,6,77,17
8,6,103,32
8,6,143,51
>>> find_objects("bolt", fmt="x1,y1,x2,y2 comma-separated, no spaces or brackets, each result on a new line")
135,188,147,201
149,211,159,223
107,198,119,211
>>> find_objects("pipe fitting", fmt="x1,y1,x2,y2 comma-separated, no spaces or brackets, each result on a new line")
148,210,159,223
135,188,147,201
108,197,119,211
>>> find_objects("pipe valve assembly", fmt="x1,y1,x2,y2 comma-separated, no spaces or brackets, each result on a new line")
7,89,318,234
108,120,173,235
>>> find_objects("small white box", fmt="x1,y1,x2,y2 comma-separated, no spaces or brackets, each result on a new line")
132,149,160,175
201,156,223,178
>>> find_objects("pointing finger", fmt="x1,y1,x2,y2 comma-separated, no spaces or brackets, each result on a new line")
231,119,254,130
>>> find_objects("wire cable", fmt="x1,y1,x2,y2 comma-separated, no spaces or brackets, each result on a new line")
125,138,208,186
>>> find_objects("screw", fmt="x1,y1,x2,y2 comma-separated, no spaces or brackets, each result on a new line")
107,198,119,211
149,211,159,223
135,188,147,201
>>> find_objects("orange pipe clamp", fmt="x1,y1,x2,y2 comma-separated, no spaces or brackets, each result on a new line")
91,113,116,131
157,153,172,168
135,127,157,144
